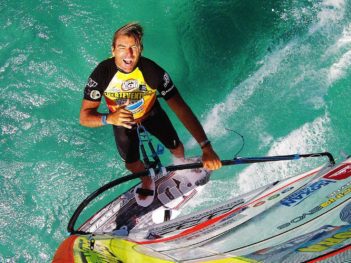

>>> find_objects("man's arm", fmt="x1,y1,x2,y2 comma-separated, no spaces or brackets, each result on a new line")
166,93,222,170
79,99,134,129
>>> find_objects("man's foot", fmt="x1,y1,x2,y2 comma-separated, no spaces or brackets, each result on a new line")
138,176,153,200
134,176,155,207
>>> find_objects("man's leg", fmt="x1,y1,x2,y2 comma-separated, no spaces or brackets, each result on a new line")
125,160,152,200
125,160,145,173
143,107,184,161
113,126,153,199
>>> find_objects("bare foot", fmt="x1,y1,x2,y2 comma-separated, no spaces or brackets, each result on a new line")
138,176,153,200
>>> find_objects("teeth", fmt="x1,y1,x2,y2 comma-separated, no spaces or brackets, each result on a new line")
123,59,132,64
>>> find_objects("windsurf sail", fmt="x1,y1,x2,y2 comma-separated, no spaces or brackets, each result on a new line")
67,152,334,235
54,152,351,263
54,153,351,263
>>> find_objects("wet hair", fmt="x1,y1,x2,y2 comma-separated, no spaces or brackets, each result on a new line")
112,22,144,49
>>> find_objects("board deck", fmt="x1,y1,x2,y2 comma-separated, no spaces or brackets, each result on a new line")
78,157,211,234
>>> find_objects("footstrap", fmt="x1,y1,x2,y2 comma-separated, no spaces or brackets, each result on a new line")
136,188,154,196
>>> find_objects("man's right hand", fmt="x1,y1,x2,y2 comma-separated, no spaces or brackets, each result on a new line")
80,99,135,128
107,105,135,129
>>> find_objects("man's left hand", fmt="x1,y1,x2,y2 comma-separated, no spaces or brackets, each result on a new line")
202,146,222,170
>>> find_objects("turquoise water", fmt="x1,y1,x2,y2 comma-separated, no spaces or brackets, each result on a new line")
1,0,351,261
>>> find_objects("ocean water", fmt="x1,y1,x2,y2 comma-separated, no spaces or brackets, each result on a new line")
1,0,351,262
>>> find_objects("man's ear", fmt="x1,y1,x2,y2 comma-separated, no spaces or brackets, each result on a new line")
111,46,115,56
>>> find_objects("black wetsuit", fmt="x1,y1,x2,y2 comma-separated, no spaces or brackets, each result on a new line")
83,57,181,163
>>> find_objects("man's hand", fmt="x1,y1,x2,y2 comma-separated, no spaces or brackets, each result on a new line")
107,101,135,129
202,145,222,170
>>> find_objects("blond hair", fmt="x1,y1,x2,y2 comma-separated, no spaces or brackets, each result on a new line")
112,22,144,49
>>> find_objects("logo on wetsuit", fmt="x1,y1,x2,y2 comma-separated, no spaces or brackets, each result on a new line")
104,68,156,121
122,79,138,91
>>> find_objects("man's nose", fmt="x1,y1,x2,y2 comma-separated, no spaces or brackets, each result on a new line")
125,47,134,57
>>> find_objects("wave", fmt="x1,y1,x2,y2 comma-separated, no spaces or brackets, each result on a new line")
237,113,331,193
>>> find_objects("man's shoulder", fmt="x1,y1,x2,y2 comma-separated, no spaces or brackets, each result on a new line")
97,57,115,68
89,57,117,85
91,57,117,77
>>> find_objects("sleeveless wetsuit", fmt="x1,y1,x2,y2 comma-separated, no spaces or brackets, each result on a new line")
83,57,181,163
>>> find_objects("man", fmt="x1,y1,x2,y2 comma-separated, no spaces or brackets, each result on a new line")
80,22,221,202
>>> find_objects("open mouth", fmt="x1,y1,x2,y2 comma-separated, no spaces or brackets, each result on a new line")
123,58,133,66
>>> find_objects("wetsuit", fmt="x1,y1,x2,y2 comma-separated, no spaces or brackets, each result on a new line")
83,56,181,163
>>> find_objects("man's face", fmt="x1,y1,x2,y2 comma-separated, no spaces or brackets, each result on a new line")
112,35,141,73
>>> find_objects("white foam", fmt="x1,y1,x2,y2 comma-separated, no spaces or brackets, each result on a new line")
180,179,236,214
328,49,351,84
198,42,297,142
1,125,19,135
3,106,30,121
325,23,351,55
338,23,351,46
188,1,347,150
258,132,274,150
323,22,351,84
237,113,331,193
309,0,346,34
